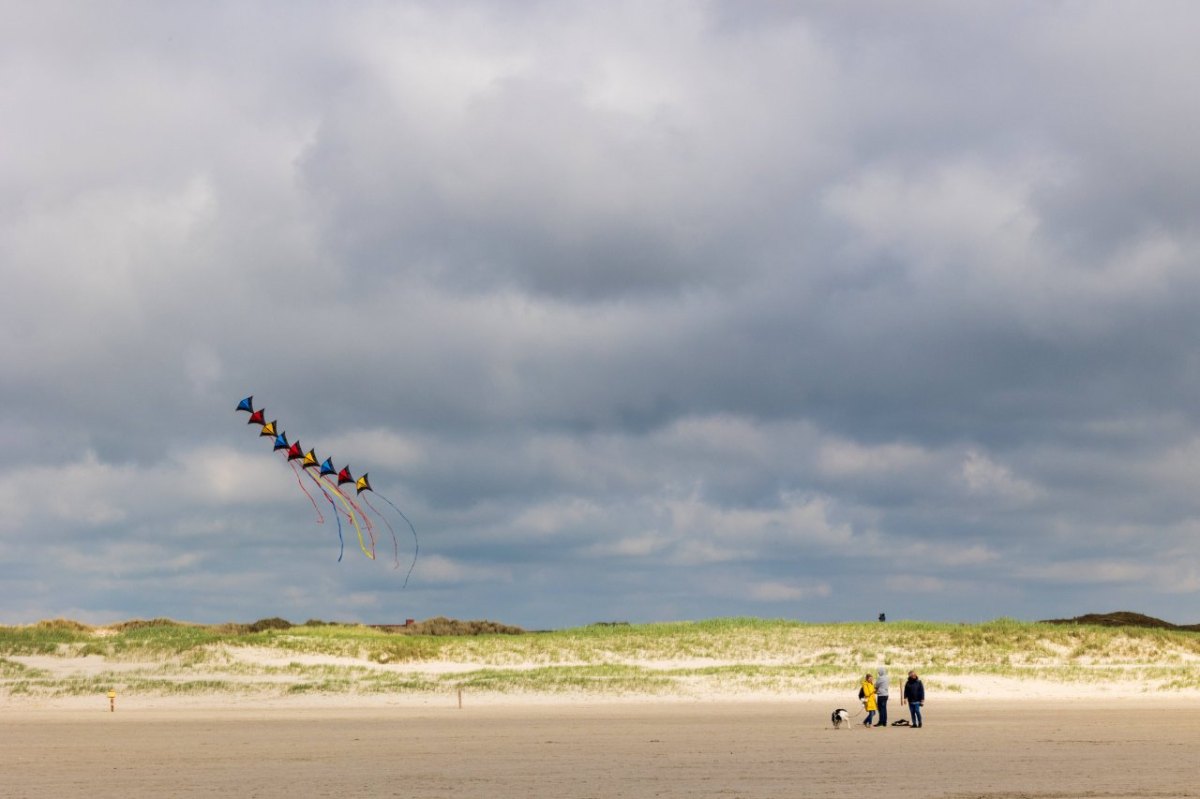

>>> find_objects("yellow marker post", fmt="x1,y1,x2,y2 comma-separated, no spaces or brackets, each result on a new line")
107,690,116,712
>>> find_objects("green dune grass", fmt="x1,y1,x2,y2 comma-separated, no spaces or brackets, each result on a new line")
2,616,1198,699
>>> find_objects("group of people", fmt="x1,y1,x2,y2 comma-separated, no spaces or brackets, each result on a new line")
859,668,924,728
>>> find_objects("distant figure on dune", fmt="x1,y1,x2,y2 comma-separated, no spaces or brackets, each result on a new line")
902,670,925,728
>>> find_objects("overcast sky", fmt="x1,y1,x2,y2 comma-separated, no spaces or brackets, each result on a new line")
3,1,1199,629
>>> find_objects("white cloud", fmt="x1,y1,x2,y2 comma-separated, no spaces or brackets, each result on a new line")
653,492,855,567
0,451,132,528
1016,560,1152,585
747,580,831,602
960,450,1041,503
883,575,947,594
324,429,426,471
823,160,1041,276
174,446,296,506
415,554,512,585
512,498,601,536
584,533,668,558
899,541,1000,569
818,438,933,478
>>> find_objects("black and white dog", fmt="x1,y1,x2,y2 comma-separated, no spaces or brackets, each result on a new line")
831,708,851,729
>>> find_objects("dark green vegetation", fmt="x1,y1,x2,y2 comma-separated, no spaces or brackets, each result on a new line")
1041,611,1200,632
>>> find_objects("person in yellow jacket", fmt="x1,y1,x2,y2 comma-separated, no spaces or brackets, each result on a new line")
860,673,877,728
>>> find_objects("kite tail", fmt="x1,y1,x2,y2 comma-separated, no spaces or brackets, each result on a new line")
289,461,325,524
349,494,378,553
361,493,401,570
329,493,343,562
317,475,374,560
301,470,343,562
341,489,377,558
375,492,419,589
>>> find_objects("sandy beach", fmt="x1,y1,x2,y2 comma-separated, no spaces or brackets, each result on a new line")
6,620,1200,798
5,696,1199,799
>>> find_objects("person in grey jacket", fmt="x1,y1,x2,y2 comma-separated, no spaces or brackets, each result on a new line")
873,667,889,727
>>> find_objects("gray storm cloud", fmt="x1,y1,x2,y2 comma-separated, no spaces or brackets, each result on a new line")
2,2,1199,627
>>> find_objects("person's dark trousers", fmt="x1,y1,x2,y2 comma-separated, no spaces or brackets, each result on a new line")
875,695,888,726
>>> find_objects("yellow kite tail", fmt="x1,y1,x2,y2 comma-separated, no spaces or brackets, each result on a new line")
317,474,374,560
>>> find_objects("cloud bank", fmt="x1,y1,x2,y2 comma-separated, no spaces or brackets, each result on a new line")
2,2,1199,626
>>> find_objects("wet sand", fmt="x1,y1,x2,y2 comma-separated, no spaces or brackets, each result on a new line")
4,699,1197,798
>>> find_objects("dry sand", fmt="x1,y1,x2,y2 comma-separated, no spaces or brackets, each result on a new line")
6,650,1200,797
4,697,1199,798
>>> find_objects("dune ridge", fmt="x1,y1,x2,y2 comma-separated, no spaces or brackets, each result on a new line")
4,614,1199,708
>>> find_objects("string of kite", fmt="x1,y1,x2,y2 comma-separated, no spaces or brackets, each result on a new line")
236,395,419,588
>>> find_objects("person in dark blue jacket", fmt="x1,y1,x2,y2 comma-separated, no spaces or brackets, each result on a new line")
901,670,925,727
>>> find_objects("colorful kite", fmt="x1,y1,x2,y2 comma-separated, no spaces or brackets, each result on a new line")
235,395,419,586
